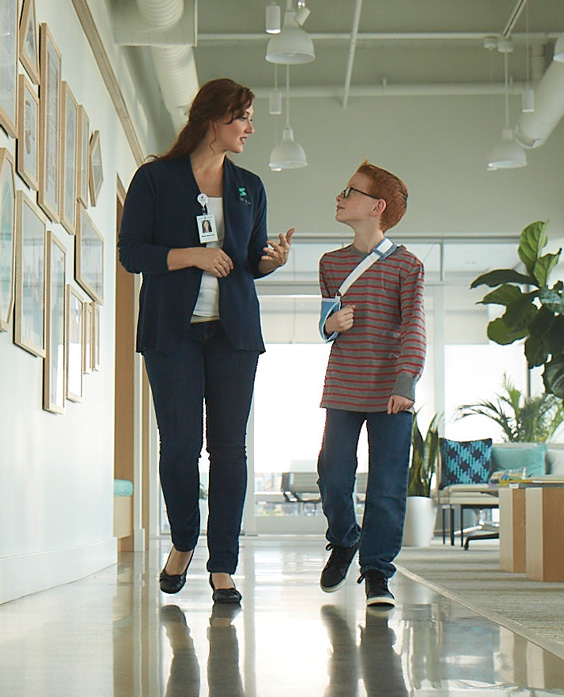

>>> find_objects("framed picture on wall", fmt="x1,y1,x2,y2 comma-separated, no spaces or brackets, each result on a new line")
43,230,66,414
76,205,103,304
14,191,46,357
16,73,39,191
60,82,78,235
38,23,61,222
92,301,100,370
83,298,92,373
88,130,103,206
19,0,40,85
0,0,19,138
77,105,90,207
66,284,83,402
0,149,16,332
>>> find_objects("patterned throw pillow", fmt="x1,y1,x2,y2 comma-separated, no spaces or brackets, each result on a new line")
439,438,493,487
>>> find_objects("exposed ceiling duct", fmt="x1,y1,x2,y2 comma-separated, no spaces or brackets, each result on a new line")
112,0,199,132
514,56,564,148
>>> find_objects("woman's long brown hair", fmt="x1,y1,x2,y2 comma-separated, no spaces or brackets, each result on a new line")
157,78,255,161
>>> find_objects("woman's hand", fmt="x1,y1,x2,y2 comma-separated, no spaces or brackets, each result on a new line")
167,247,233,277
325,305,355,334
259,228,295,272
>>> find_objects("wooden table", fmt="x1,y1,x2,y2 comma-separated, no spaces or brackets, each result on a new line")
525,486,564,582
499,486,526,573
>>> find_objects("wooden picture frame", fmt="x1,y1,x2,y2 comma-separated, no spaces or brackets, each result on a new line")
38,23,61,222
16,73,39,190
0,149,16,332
0,0,19,138
60,82,78,234
83,298,92,373
92,301,100,370
88,130,103,206
14,190,46,357
76,206,103,304
77,105,89,207
19,0,40,85
66,284,83,402
43,230,66,414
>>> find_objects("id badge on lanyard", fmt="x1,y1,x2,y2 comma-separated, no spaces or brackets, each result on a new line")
196,193,218,244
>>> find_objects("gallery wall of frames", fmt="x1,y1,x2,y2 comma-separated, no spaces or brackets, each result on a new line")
0,0,105,415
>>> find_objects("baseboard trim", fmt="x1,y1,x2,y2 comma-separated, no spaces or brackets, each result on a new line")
0,538,117,605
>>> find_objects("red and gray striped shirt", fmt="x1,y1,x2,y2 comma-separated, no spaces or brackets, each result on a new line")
319,243,426,412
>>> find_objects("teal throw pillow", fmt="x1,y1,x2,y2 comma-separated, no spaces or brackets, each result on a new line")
490,443,547,477
440,438,493,487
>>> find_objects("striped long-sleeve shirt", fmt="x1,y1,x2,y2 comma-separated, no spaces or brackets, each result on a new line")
319,243,426,412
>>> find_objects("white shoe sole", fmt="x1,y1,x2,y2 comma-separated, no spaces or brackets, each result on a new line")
366,595,396,607
320,574,349,593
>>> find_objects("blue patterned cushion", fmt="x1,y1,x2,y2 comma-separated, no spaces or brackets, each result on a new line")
440,438,493,487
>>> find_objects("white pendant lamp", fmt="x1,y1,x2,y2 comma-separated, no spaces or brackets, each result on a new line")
487,128,527,169
269,66,307,170
487,47,527,170
266,7,314,64
266,2,281,34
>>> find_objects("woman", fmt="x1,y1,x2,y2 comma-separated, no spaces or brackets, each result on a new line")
118,78,294,603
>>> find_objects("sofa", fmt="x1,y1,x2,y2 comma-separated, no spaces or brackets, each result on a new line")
436,441,564,547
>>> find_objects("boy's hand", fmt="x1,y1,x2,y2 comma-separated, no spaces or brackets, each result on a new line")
325,305,355,334
387,395,414,414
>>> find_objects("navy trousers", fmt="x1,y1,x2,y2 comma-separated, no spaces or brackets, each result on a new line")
144,321,259,574
317,408,413,578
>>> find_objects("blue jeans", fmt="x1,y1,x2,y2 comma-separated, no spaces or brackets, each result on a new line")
144,322,259,574
317,408,413,578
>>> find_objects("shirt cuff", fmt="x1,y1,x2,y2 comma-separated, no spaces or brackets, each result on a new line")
393,372,417,402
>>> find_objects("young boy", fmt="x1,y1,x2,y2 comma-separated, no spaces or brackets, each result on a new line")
317,161,426,607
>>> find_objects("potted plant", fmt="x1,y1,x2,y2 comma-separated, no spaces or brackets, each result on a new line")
403,412,441,547
455,374,564,443
470,220,564,399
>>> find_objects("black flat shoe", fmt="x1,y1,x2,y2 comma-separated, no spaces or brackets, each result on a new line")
159,549,193,594
209,574,242,604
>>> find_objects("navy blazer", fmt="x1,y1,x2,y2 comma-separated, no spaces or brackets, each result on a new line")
118,156,271,354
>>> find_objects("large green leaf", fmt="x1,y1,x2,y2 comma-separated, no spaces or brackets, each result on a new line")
487,316,527,345
478,284,524,307
533,249,562,287
470,268,533,289
503,292,538,328
543,355,564,399
525,335,549,368
518,220,548,275
545,316,564,355
528,305,555,339
539,286,564,314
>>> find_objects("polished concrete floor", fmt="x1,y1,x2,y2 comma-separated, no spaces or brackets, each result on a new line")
1,536,564,696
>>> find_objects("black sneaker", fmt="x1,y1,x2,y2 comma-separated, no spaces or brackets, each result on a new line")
361,570,396,607
320,541,359,592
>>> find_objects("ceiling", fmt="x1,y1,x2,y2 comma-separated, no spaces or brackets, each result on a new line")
195,0,564,101
114,1,564,293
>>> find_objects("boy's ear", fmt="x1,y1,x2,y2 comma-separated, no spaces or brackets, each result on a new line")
371,198,386,217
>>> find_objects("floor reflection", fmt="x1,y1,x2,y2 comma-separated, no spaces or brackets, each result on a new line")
2,538,564,696
322,604,408,697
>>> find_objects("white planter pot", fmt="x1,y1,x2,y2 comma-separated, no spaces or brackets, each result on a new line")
403,496,437,547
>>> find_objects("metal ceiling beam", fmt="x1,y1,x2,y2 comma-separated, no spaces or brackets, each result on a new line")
502,0,529,39
196,31,558,44
342,0,363,109
253,82,524,99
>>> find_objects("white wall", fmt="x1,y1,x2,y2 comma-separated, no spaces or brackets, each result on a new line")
0,0,148,604
238,94,564,239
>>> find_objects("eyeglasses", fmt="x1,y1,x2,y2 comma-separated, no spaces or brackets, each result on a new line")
339,186,381,200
